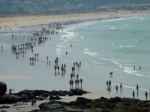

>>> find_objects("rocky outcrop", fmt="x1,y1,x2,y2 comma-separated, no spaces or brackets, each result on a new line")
49,95,61,100
69,89,89,96
38,96,150,112
0,89,89,104
0,95,21,104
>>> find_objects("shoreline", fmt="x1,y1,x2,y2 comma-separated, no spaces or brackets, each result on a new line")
0,10,150,31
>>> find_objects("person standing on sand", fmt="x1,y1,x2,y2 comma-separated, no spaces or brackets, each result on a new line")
132,91,135,99
139,66,141,70
120,83,123,94
106,80,108,86
9,88,12,95
115,85,118,94
145,91,148,100
136,84,139,92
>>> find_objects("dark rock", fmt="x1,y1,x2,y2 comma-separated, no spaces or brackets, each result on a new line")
0,82,7,96
70,89,88,95
68,92,73,96
99,97,109,102
49,95,61,100
0,95,21,104
29,109,40,112
69,97,92,108
39,102,47,109
109,96,122,103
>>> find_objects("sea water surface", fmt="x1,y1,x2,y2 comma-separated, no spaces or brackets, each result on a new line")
58,16,150,99
0,16,150,100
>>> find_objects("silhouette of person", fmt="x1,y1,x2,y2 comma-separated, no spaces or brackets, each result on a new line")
132,91,135,99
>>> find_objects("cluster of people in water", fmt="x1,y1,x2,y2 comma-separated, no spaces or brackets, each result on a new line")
54,57,67,76
107,70,149,100
132,84,149,100
10,22,61,66
69,61,83,90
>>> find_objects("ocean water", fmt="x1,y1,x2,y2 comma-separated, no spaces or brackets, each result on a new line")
58,16,150,99
0,16,150,100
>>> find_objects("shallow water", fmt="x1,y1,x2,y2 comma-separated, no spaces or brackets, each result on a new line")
0,16,150,100
57,16,150,100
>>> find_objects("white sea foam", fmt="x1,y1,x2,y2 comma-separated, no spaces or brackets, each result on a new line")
108,58,149,78
111,44,114,46
102,18,125,23
119,45,134,48
100,58,107,61
93,61,102,65
109,26,117,30
61,31,75,39
84,48,90,51
119,45,124,48
111,82,150,92
123,45,135,48
82,50,98,57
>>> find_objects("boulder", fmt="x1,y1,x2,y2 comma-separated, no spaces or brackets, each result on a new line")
70,89,88,95
69,97,92,108
49,95,61,100
0,95,21,104
0,82,7,96
109,97,122,103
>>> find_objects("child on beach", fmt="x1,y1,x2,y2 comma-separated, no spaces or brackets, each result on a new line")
31,98,36,106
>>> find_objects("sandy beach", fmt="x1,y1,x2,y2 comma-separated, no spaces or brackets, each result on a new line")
0,10,150,31
0,10,150,111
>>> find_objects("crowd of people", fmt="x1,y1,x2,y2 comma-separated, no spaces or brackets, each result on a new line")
106,68,149,100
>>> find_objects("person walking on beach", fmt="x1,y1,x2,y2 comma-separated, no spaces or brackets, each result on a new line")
106,80,108,86
139,66,141,70
132,91,135,99
9,88,12,95
115,85,118,94
109,80,111,86
145,91,148,100
134,66,135,70
136,84,139,92
120,83,123,94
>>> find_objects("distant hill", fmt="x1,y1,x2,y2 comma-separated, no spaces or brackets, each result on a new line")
0,0,150,16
